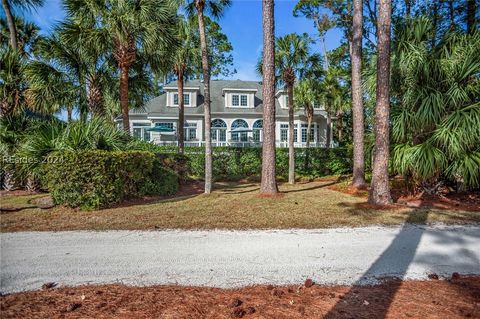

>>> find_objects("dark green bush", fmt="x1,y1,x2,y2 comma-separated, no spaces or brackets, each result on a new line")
122,144,351,180
140,157,179,195
145,146,351,180
43,150,178,210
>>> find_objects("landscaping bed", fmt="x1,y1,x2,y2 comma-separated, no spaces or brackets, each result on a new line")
328,179,480,213
1,180,479,232
1,276,479,318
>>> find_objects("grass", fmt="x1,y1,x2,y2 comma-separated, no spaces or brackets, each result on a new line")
0,193,48,211
1,180,479,232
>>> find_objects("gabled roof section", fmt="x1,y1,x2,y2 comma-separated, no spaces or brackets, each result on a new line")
141,79,303,117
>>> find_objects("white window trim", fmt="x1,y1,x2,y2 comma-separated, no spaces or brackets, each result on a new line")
164,86,200,90
170,92,192,107
222,88,258,93
184,122,198,141
226,93,252,108
131,120,153,142
280,94,289,109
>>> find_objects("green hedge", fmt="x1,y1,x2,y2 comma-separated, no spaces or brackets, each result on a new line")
142,146,352,180
43,150,178,210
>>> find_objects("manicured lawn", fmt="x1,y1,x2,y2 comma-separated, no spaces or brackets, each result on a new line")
1,180,479,232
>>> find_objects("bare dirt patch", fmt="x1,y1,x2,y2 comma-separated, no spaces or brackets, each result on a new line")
1,277,479,318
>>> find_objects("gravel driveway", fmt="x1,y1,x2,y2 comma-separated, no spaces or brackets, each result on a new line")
1,225,479,293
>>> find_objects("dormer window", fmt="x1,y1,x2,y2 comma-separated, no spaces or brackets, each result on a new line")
164,85,199,107
223,88,257,108
173,93,190,106
231,94,248,107
275,89,288,109
240,95,248,106
232,95,239,106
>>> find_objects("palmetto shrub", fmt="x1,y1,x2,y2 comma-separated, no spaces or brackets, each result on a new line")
1,116,130,189
390,18,479,192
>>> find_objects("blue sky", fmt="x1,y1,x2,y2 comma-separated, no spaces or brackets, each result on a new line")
19,0,344,81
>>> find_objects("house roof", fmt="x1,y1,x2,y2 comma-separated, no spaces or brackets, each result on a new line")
143,79,297,118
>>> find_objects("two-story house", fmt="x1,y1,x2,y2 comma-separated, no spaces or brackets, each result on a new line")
123,80,332,147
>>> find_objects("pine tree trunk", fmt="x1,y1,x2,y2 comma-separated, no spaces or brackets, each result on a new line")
260,0,278,195
287,83,295,185
351,0,367,188
197,5,213,194
369,0,392,206
2,0,18,50
177,72,185,154
325,112,331,148
467,0,476,34
120,65,130,132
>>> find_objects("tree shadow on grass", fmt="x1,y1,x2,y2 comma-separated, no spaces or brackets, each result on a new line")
281,181,337,193
323,211,429,319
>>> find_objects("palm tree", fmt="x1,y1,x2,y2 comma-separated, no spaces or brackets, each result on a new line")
1,0,43,50
369,0,392,206
186,0,231,194
0,114,32,189
260,0,278,195
294,79,316,148
172,17,201,154
388,18,480,192
65,0,178,132
0,47,26,116
0,16,40,55
319,71,336,149
276,33,311,184
30,30,89,120
351,0,367,188
0,43,67,118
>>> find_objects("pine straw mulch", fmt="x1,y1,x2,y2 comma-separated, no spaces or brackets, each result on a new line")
1,276,479,319
329,179,480,213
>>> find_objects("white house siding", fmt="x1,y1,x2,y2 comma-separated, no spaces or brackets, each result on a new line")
122,80,334,147
129,115,331,147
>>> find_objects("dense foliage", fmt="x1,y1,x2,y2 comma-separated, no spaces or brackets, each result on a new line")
131,144,352,180
391,19,480,191
363,18,480,192
43,150,178,210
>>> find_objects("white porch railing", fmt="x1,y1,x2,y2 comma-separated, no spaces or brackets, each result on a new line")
151,140,332,148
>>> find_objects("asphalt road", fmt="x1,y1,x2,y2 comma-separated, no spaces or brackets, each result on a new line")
1,225,479,293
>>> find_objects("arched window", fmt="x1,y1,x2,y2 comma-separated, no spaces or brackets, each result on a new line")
231,119,249,142
252,120,263,142
231,119,248,129
212,119,227,128
211,119,227,142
